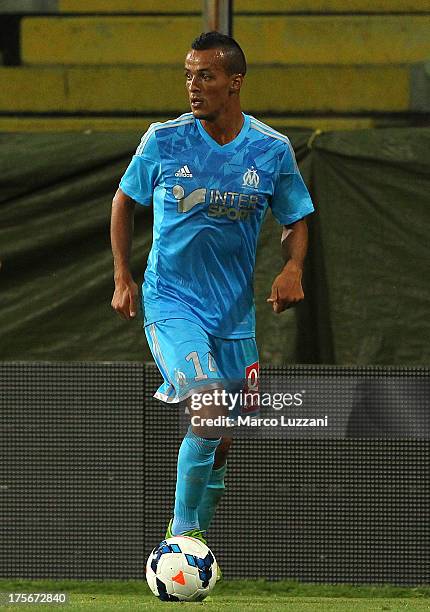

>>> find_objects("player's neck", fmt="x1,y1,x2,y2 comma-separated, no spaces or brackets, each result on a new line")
200,109,244,146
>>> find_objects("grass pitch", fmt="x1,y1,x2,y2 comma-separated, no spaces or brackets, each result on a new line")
0,579,428,611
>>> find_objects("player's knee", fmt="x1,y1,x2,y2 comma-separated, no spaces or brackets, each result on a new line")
215,436,232,461
220,436,232,452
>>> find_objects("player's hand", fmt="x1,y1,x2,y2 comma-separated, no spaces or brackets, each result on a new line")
111,276,139,320
267,262,304,314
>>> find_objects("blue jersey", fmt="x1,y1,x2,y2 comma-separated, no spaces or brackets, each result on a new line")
119,112,314,339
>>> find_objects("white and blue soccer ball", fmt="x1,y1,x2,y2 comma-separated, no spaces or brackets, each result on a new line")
146,536,218,602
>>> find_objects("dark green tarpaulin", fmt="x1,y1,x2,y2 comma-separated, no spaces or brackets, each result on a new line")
0,127,429,364
302,128,430,365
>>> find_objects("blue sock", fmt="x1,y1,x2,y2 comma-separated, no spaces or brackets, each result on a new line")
172,429,221,535
197,462,227,532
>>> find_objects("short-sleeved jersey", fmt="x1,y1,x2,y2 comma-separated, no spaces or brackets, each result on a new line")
119,112,314,339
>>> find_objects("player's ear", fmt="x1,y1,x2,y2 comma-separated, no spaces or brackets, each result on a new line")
229,74,244,94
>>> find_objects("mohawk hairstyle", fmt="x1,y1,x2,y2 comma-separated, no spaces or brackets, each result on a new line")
191,31,247,76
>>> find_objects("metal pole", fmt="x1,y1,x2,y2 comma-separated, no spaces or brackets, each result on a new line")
204,0,233,36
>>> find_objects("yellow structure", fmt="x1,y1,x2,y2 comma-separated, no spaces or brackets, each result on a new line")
21,16,430,66
0,65,409,113
57,1,430,14
1,1,429,131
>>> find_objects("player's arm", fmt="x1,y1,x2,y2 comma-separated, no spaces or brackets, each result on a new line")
267,217,308,314
110,188,139,320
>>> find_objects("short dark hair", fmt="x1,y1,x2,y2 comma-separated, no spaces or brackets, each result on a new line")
191,31,247,76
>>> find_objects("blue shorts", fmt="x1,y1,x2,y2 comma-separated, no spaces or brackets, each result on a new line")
145,318,259,405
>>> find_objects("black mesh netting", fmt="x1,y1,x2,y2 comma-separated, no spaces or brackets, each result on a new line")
0,362,428,584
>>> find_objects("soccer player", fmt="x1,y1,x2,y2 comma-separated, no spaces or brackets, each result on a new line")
110,32,314,567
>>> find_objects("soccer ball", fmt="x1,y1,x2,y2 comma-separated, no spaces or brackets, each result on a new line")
146,536,218,602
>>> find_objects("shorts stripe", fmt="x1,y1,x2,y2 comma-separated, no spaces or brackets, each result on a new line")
149,323,175,394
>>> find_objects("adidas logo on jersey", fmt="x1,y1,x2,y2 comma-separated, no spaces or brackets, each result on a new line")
175,164,193,178
175,165,193,178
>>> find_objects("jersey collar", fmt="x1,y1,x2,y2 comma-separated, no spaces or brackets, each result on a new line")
196,113,250,153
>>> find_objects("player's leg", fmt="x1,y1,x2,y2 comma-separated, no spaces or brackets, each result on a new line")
172,425,220,536
145,319,224,537
214,436,232,469
196,436,231,533
197,337,259,532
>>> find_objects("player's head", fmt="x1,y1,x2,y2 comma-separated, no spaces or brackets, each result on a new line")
185,31,246,121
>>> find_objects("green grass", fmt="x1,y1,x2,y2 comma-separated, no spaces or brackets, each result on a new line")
0,579,428,612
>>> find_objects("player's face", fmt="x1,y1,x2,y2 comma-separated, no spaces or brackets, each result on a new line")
184,48,237,121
